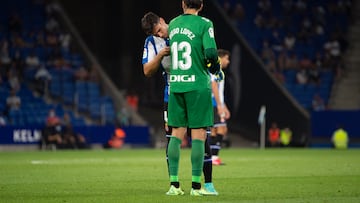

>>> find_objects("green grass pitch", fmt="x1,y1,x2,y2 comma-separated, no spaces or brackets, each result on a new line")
0,148,359,203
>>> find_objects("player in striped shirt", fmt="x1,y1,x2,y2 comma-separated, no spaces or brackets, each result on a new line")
210,49,231,165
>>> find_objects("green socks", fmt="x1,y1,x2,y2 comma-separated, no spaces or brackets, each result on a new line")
191,139,205,182
167,137,205,187
167,137,182,179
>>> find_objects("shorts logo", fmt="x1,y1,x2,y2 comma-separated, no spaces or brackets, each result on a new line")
170,75,196,82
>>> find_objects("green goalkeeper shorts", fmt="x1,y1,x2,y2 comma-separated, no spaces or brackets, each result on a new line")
168,88,214,128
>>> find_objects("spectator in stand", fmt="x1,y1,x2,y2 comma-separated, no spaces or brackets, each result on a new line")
0,39,12,70
308,65,321,85
284,32,296,50
59,31,72,50
270,30,283,53
12,49,25,79
285,52,298,70
299,54,313,70
273,69,286,84
296,68,308,85
7,64,21,92
313,22,325,36
265,51,285,84
11,32,28,48
313,6,326,24
45,1,59,16
313,52,324,69
257,0,272,20
322,52,334,70
35,30,46,47
258,0,271,12
34,64,52,96
297,16,312,43
74,66,89,81
334,62,346,80
277,50,288,71
260,40,275,67
301,16,312,33
324,34,342,63
25,51,41,68
23,30,37,46
51,49,69,68
88,65,100,82
45,48,57,67
0,112,7,126
254,13,266,28
45,16,60,32
46,31,59,48
13,49,24,67
312,93,326,111
6,90,21,111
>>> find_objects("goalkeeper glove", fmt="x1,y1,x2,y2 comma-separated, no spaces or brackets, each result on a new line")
206,57,221,74
214,69,225,82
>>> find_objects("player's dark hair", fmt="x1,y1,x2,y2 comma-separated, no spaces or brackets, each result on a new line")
141,12,160,35
218,49,230,57
183,0,203,9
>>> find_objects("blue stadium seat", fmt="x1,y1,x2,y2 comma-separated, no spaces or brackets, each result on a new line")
1,0,118,127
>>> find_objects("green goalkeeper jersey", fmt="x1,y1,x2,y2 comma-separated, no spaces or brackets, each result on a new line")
168,14,218,93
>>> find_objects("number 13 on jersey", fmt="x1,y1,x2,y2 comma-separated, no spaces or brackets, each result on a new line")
171,41,192,70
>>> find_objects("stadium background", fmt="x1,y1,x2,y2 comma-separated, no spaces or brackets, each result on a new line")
60,0,309,144
0,0,359,148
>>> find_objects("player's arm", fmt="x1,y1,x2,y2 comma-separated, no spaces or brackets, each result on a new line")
203,19,221,75
224,104,231,119
143,47,170,77
218,80,230,119
211,77,225,119
205,48,221,74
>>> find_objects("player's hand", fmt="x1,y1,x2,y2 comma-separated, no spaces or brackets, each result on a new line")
164,123,169,132
214,69,224,82
224,105,231,120
206,57,221,74
217,105,226,123
160,47,170,57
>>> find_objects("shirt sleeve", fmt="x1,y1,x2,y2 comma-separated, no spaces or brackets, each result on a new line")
142,36,157,65
202,19,217,51
210,73,217,82
218,80,225,105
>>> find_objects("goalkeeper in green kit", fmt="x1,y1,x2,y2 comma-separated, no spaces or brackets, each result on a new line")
166,0,223,196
